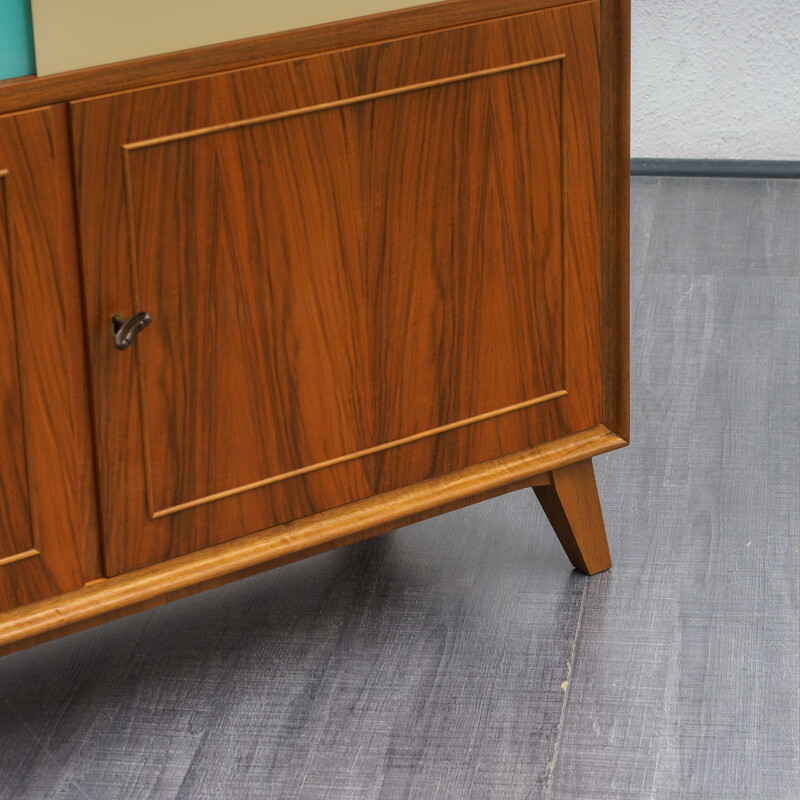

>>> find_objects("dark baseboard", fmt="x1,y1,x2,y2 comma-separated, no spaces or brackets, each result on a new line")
631,158,800,179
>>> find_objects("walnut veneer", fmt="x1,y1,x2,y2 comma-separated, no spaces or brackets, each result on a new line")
0,0,629,656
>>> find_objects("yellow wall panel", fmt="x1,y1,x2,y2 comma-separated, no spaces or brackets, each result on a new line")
31,0,433,75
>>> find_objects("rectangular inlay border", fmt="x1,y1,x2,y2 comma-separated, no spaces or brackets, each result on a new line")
120,54,569,519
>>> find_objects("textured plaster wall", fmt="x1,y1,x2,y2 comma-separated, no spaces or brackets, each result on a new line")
632,0,800,159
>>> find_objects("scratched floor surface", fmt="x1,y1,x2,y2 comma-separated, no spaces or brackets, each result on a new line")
0,177,798,799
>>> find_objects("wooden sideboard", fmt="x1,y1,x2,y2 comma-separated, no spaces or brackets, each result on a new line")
0,0,629,656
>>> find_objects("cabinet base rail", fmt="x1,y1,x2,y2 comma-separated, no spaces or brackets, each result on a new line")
0,425,625,657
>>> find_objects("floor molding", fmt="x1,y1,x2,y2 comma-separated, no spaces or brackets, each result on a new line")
631,158,800,179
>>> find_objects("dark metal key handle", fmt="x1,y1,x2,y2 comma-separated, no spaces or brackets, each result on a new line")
112,312,152,351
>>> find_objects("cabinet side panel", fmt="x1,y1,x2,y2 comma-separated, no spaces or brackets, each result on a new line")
0,106,93,610
600,0,630,440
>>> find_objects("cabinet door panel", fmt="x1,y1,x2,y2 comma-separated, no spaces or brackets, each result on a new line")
124,59,564,517
0,166,32,561
0,106,94,610
72,2,602,574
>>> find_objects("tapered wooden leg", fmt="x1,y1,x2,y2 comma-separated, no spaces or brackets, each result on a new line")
532,458,611,575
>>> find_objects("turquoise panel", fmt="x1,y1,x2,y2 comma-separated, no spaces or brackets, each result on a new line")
0,0,36,80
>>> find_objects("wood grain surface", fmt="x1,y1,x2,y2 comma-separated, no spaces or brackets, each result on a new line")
0,425,625,657
599,0,630,441
124,57,567,517
0,168,32,564
72,1,605,574
532,459,611,574
0,106,99,611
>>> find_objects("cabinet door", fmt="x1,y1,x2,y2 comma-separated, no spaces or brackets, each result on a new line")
0,106,95,611
72,2,603,575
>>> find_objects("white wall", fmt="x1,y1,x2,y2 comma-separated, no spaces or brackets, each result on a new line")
632,0,800,160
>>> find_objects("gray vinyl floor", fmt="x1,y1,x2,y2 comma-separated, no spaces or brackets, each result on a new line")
1,177,798,799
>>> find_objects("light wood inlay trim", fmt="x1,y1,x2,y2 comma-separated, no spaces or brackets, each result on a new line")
150,390,569,518
0,549,40,567
123,54,567,151
0,424,626,656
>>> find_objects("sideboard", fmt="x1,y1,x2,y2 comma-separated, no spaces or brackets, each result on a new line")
0,0,630,657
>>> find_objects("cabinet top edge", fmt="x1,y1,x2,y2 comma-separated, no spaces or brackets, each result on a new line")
0,0,593,115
